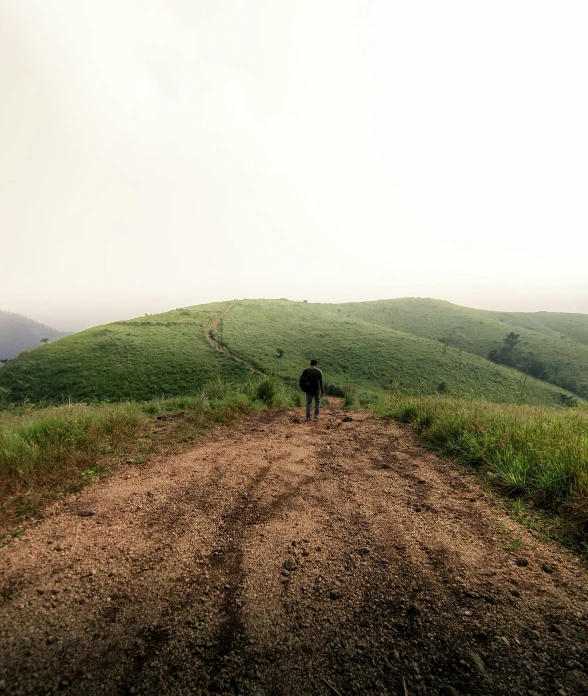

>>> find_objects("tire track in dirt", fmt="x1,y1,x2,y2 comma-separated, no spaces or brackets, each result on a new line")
0,406,587,695
205,302,263,374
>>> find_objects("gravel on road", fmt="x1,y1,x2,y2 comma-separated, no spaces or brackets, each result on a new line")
1,404,587,695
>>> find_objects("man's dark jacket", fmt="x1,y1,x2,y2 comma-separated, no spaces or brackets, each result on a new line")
300,367,324,398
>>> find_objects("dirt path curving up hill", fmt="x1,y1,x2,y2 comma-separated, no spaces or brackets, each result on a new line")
204,303,262,374
1,404,587,696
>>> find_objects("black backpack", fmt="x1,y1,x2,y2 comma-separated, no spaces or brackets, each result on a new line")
299,371,309,393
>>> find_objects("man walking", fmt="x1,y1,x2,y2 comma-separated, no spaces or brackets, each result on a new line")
300,359,324,421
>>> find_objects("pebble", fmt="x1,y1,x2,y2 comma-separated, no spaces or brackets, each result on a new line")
541,562,554,574
551,624,568,639
566,669,588,691
514,558,528,567
283,559,297,571
466,651,489,680
407,603,422,618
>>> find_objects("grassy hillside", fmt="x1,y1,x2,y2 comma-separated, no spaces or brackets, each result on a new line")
0,298,582,407
488,309,588,347
0,304,248,403
0,310,69,361
218,300,575,407
321,298,588,398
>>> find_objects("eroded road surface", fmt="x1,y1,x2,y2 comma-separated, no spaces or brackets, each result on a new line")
1,406,587,696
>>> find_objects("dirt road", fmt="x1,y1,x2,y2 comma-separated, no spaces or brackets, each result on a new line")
1,405,587,696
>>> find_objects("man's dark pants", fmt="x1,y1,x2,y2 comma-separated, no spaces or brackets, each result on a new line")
306,393,320,419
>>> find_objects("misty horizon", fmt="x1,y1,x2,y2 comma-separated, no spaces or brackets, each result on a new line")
1,1,587,330
3,291,588,335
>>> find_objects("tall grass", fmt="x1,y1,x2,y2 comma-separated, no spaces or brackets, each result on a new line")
0,403,146,530
373,395,588,543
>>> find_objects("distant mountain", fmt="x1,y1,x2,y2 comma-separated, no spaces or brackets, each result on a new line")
0,310,70,361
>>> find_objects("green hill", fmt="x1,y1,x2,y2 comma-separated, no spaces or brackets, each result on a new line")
0,299,583,407
0,304,248,403
320,298,588,398
0,310,70,361
487,309,588,347
218,300,577,406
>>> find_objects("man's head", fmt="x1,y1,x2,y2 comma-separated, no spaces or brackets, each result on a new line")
310,359,318,367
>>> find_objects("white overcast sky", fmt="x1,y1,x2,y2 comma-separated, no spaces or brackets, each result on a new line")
1,0,587,330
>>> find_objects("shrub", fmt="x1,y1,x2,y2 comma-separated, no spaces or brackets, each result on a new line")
324,383,345,397
0,387,10,405
254,375,290,407
559,393,579,408
342,384,358,409
398,405,418,423
291,390,304,407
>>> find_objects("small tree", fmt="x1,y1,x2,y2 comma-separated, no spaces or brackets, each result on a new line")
276,348,284,358
503,332,520,350
488,347,502,364
40,338,49,345
0,359,8,364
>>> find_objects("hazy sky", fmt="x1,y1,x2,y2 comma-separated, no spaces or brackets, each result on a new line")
1,0,587,331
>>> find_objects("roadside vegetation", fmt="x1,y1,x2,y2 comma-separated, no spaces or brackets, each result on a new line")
372,394,588,550
0,376,299,539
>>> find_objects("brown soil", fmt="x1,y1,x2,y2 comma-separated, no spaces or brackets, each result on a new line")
1,404,587,696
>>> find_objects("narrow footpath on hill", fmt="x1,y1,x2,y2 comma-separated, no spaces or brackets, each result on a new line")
1,404,587,696
204,303,262,374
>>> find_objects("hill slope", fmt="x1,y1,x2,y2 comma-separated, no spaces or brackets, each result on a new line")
0,310,69,361
320,298,588,398
0,299,582,407
488,309,588,347
218,299,577,406
0,304,248,402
